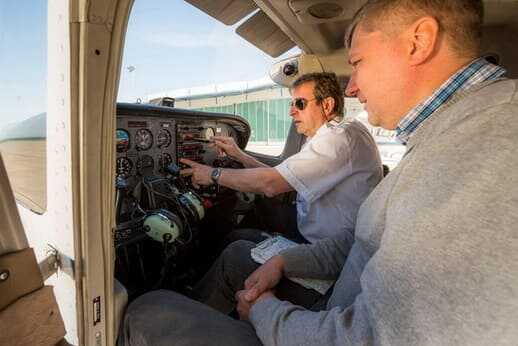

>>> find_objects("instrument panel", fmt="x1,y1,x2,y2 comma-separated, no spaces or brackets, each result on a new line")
116,118,176,178
116,108,245,181
114,104,250,294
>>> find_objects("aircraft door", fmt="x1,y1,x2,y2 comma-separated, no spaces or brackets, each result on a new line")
0,153,67,345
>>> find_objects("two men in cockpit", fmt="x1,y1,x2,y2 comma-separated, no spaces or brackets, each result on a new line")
119,0,518,344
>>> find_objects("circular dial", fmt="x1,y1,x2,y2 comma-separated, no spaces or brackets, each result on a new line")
136,155,154,171
203,127,215,140
157,129,172,148
116,157,133,177
158,153,173,171
135,129,153,151
116,129,130,153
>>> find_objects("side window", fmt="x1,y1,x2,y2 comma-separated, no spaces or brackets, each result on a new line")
118,1,299,157
344,98,406,170
185,88,293,156
0,1,47,213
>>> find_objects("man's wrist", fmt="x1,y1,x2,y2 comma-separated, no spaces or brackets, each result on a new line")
210,167,222,184
253,291,275,305
271,254,285,273
235,150,249,163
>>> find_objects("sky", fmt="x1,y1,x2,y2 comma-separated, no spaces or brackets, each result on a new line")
0,0,47,128
118,1,299,101
0,0,299,127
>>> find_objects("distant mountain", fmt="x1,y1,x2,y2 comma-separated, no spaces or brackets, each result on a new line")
0,112,46,142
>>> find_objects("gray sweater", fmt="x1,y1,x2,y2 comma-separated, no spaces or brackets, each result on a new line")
249,79,518,345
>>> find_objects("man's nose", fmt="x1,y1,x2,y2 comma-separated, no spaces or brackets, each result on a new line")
345,75,359,97
289,104,297,117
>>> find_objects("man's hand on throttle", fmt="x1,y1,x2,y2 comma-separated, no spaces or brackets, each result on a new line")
179,158,213,188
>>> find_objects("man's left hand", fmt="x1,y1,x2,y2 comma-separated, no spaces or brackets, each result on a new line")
235,289,275,321
179,158,213,187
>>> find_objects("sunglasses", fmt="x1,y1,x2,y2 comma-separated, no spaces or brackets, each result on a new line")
290,97,317,111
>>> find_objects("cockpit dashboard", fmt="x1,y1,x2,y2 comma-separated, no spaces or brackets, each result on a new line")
114,103,251,297
116,103,250,180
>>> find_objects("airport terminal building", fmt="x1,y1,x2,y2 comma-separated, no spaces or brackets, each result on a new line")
145,77,404,166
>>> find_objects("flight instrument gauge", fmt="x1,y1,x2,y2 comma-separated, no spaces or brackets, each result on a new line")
136,155,154,171
116,129,130,153
116,157,133,177
158,153,173,171
203,127,215,141
135,129,153,151
157,129,172,148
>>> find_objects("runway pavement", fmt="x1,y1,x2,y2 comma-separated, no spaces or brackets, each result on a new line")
0,139,46,213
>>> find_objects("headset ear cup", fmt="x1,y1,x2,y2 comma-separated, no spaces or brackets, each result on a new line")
143,209,184,243
159,209,184,235
179,192,205,222
179,195,197,223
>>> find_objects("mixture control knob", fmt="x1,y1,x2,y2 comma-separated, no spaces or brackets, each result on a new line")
167,163,181,177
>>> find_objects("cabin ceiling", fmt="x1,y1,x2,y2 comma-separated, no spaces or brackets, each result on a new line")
184,0,365,57
184,0,518,77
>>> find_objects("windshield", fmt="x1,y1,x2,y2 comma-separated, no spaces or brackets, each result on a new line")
118,0,300,156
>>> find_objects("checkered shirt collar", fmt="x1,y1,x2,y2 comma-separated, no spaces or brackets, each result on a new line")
396,58,507,144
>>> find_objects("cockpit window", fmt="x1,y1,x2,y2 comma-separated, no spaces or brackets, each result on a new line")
117,0,299,157
0,1,47,213
344,98,405,170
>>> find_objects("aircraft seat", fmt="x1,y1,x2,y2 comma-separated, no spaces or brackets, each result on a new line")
114,278,128,343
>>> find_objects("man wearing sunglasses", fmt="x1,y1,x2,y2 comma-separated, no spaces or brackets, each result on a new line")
180,72,382,246
120,0,517,345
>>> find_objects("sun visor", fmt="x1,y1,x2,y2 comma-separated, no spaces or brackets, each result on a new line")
236,10,296,58
288,0,363,24
184,0,257,25
270,49,352,87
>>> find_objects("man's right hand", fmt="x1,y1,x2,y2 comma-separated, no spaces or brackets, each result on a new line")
210,136,244,161
243,255,284,302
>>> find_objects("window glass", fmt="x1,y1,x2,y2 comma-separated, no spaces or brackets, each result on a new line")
0,1,47,213
344,98,406,170
117,1,299,156
190,97,291,156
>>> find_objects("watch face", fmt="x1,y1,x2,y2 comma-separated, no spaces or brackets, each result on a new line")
211,168,221,182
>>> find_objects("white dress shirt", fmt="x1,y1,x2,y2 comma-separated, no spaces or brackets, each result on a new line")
275,118,382,243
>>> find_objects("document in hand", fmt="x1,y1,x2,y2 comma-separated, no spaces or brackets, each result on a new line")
251,236,333,295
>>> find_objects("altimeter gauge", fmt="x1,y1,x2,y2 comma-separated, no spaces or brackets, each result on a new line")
157,129,172,148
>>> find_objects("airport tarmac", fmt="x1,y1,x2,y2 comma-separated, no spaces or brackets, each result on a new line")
0,139,46,213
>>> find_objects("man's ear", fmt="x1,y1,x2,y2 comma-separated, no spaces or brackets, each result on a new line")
406,16,439,65
322,97,336,119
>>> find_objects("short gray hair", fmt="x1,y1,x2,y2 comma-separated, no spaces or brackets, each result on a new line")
346,0,484,58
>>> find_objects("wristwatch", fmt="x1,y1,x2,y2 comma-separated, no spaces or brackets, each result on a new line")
210,167,222,184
